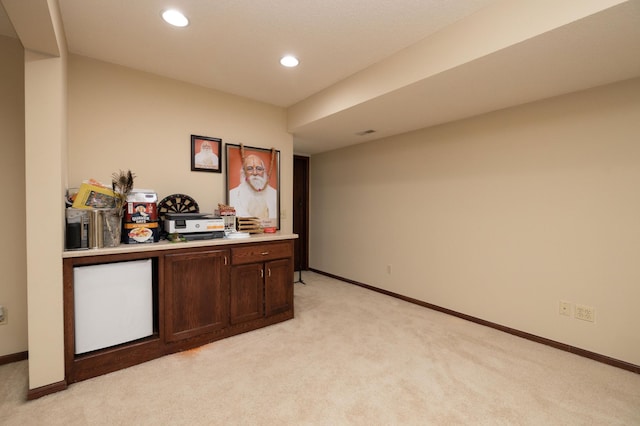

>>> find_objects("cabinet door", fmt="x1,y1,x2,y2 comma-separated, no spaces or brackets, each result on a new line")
230,263,264,325
165,250,229,342
265,258,292,317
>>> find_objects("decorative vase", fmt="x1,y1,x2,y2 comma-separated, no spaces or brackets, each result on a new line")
103,209,122,247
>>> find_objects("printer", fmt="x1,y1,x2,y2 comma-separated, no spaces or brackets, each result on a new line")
164,213,225,240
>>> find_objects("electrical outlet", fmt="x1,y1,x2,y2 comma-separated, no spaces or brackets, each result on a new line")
575,304,595,322
0,305,6,325
559,301,572,317
387,264,392,274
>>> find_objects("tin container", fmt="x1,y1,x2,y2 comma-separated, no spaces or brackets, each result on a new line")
88,209,104,249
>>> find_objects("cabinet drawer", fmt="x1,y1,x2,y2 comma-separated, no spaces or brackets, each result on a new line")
231,242,293,265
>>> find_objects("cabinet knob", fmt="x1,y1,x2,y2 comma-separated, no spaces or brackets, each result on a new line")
261,251,269,256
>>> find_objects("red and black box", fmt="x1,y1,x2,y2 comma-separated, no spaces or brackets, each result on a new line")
122,221,161,244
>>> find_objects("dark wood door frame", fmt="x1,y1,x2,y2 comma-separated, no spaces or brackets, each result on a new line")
293,155,309,271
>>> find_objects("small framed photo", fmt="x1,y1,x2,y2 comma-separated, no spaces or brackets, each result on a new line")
191,135,222,173
226,143,280,229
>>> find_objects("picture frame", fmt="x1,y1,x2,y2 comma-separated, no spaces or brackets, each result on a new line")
226,143,280,229
191,135,222,173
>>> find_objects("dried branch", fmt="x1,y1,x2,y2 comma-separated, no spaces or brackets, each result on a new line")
111,169,136,215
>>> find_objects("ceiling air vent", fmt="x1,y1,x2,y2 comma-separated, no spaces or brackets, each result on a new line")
355,129,376,136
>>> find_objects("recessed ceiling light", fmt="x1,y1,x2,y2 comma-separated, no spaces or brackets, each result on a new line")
280,55,299,67
162,9,189,27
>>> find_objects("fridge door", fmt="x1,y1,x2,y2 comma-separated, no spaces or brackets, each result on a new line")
74,259,153,354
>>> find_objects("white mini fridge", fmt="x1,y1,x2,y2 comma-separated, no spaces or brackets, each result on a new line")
74,259,153,354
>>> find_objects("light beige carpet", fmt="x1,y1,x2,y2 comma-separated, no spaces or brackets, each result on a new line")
1,271,639,425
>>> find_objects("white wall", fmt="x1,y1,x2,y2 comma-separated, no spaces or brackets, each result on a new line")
8,51,292,391
67,55,293,229
0,35,27,358
309,78,640,366
24,47,67,389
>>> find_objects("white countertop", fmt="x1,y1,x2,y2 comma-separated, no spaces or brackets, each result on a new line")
62,232,298,258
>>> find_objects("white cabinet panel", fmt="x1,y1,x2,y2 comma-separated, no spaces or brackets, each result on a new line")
74,259,153,354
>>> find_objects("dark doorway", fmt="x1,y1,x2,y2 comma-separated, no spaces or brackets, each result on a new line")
293,155,309,272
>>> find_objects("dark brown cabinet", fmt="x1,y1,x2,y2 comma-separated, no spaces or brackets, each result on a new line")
164,249,229,342
230,263,264,324
264,258,292,316
230,241,294,325
63,237,295,385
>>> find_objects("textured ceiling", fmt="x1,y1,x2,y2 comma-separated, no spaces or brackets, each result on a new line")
290,1,640,154
56,0,496,108
2,1,640,155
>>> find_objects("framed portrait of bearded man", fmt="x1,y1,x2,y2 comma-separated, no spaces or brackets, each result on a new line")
191,135,222,172
226,143,280,230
